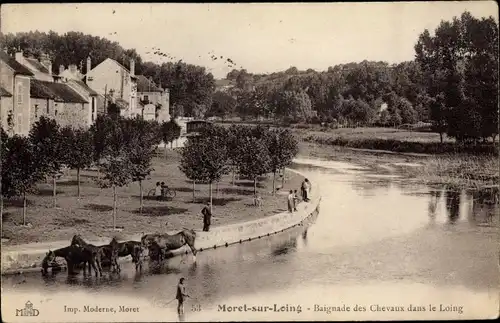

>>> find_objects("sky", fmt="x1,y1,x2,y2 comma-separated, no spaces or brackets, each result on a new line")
1,2,498,79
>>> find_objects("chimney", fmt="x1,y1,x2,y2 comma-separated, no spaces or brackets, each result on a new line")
86,57,91,74
40,54,52,76
15,51,24,64
129,59,135,76
59,65,65,75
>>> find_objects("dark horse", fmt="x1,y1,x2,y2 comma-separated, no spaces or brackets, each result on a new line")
141,229,197,263
41,245,98,276
109,237,144,272
70,235,106,276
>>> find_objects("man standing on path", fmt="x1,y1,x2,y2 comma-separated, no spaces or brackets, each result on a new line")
176,277,189,315
201,202,212,232
287,190,295,213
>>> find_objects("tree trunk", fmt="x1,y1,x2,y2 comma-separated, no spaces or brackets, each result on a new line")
216,181,219,198
272,171,276,195
52,176,57,208
192,180,196,203
209,182,213,213
232,167,236,186
23,192,27,226
164,142,167,160
139,180,143,215
77,168,81,197
253,178,257,197
171,140,173,149
113,185,117,230
439,132,443,144
281,167,286,188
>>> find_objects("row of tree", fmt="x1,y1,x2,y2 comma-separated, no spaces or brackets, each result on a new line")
179,124,299,211
1,116,182,228
209,11,498,143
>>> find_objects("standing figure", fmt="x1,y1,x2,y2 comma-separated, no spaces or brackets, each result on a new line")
287,190,295,213
305,178,312,202
293,189,299,211
176,277,189,315
201,202,212,232
155,182,162,200
301,179,308,201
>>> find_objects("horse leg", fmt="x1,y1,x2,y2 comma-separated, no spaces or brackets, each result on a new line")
187,243,197,263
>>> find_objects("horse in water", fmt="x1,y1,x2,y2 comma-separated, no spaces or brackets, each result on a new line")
70,235,106,276
109,237,144,272
41,245,98,276
141,229,197,263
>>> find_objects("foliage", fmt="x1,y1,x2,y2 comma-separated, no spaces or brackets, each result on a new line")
267,128,299,173
60,127,94,171
28,116,64,177
161,119,182,146
1,135,45,198
234,136,271,194
207,91,237,119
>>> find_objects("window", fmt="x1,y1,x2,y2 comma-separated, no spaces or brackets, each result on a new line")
17,83,23,105
35,104,39,118
143,95,149,103
47,104,49,114
55,109,58,116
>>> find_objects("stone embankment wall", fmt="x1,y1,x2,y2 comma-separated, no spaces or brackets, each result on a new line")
1,169,321,275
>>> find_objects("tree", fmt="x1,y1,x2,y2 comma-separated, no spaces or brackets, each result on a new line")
95,121,133,230
207,91,237,120
1,135,46,225
179,138,209,203
267,129,299,194
126,118,161,214
61,127,94,197
235,136,271,196
160,120,182,157
275,90,314,123
29,116,64,208
89,114,116,168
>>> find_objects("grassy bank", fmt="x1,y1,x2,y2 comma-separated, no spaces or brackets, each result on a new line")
1,149,304,246
298,127,498,155
299,141,499,190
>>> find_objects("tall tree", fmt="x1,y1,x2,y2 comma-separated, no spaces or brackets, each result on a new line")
1,135,46,225
235,136,271,196
267,129,299,194
29,116,64,208
161,119,182,156
61,127,94,197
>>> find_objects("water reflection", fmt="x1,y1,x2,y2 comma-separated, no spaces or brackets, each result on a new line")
445,190,461,224
428,190,442,223
271,236,298,257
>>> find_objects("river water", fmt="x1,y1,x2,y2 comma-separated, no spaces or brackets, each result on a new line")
2,157,499,321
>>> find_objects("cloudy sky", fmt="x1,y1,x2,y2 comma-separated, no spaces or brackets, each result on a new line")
1,2,497,79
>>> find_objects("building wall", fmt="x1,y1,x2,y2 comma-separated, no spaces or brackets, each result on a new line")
30,98,53,126
56,102,90,129
66,82,97,127
1,97,13,133
13,76,31,136
0,60,14,93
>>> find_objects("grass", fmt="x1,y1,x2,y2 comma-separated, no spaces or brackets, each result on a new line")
298,127,498,155
1,149,304,245
299,140,499,190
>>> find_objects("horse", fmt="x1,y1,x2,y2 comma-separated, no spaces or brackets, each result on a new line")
41,245,98,276
141,229,197,263
109,237,144,271
70,235,104,276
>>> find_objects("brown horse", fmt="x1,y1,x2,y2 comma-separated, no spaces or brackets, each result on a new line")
109,237,144,271
141,229,197,263
41,245,98,276
70,235,105,276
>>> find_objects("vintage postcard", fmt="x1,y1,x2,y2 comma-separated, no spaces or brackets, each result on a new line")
1,1,498,322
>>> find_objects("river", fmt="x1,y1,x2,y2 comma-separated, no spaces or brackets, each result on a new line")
2,157,498,321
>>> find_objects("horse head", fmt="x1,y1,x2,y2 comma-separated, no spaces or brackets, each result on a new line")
70,234,85,247
41,250,55,274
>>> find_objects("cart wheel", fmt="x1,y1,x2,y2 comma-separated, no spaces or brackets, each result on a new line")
166,189,176,198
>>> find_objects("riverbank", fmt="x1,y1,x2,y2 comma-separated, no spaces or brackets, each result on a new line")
1,149,304,246
1,169,321,275
299,141,499,191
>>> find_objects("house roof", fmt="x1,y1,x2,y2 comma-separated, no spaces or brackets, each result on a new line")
25,57,50,74
69,79,98,96
136,75,163,92
0,86,13,97
30,79,88,103
0,51,34,76
115,98,129,109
